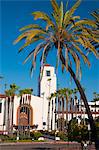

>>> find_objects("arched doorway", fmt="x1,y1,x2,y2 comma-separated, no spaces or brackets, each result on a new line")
17,104,33,128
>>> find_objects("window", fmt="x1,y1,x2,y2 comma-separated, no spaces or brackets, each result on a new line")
0,103,2,113
43,122,46,125
46,70,50,76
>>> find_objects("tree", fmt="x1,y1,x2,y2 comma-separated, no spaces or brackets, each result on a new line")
14,0,99,148
19,88,33,96
49,92,57,130
68,118,89,142
50,88,76,131
93,92,99,102
5,83,19,134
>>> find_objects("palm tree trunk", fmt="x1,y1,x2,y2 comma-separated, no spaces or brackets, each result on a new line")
5,97,8,132
9,96,12,134
62,97,64,131
71,98,73,120
66,95,68,129
60,54,99,149
58,97,60,131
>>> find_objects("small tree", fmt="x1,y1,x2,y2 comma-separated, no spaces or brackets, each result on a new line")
5,83,19,135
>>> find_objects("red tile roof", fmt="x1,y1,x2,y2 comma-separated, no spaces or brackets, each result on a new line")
0,94,6,98
44,64,50,67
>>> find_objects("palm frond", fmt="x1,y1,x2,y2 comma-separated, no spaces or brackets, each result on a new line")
64,0,81,27
41,42,51,64
33,42,47,67
26,29,47,42
19,24,43,31
59,1,63,28
71,19,97,29
23,49,35,64
50,0,59,14
69,49,80,76
13,31,30,44
71,42,90,67
91,10,99,25
19,36,45,53
32,11,55,28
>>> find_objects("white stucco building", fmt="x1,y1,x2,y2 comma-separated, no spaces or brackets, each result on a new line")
0,64,57,133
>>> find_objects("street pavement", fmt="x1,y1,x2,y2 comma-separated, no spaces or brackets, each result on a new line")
0,142,96,150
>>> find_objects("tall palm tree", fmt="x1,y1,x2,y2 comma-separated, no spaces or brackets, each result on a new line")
59,89,65,131
5,83,19,134
51,88,75,131
14,0,99,148
49,92,56,130
62,88,74,130
73,88,78,118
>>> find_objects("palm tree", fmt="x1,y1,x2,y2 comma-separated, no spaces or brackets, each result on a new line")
59,89,65,131
49,92,57,130
51,88,74,131
14,0,99,148
73,88,78,118
60,88,69,130
5,83,19,134
62,88,74,130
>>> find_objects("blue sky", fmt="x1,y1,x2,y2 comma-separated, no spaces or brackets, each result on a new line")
0,0,99,101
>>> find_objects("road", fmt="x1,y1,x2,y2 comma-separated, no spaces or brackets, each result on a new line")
0,142,96,150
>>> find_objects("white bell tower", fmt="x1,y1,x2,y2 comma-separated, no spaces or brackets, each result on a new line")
39,64,57,130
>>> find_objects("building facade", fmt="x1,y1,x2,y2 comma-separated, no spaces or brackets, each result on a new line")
0,65,57,133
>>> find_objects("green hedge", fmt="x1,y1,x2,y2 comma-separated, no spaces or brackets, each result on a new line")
30,131,43,140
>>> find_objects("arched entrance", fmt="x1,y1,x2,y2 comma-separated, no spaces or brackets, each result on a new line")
17,104,33,127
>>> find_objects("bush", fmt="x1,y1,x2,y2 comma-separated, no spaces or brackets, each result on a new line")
0,135,17,142
30,131,43,140
49,130,56,136
57,131,68,141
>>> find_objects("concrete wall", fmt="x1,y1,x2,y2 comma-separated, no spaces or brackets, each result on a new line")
0,98,5,131
30,95,43,130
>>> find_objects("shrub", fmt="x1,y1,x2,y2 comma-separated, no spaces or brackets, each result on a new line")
57,131,68,141
30,131,43,140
